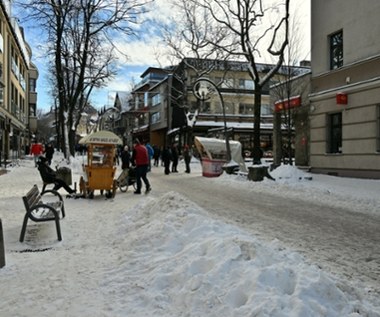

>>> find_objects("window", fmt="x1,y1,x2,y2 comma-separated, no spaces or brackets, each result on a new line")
0,33,3,53
330,30,343,70
29,104,36,116
151,94,160,106
239,103,254,115
151,111,161,124
327,112,342,153
224,102,234,114
261,104,272,115
144,92,149,107
29,78,36,92
239,79,254,90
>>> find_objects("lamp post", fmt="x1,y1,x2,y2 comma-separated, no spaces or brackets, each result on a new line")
193,77,238,173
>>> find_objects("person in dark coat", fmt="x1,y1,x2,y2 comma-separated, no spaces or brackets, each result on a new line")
161,146,172,175
153,145,161,167
171,143,179,173
183,144,192,173
121,145,131,170
44,142,55,165
37,157,76,195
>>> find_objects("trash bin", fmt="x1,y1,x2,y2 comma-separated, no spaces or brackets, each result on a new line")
201,158,225,177
56,167,72,186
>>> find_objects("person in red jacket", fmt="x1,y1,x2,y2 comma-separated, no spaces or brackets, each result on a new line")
131,139,151,194
30,140,44,167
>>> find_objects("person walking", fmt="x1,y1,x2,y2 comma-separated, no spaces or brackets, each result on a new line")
183,144,192,173
44,142,55,166
30,140,44,167
161,146,172,175
145,142,154,172
131,139,151,194
153,145,161,167
171,143,179,173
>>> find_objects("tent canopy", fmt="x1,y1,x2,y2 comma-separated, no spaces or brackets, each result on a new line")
79,130,122,145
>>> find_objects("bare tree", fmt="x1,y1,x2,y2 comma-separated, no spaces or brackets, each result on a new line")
183,0,291,164
17,0,153,158
156,0,237,146
270,8,310,165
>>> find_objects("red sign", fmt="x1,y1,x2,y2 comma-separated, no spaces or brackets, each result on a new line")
336,92,348,105
274,95,301,113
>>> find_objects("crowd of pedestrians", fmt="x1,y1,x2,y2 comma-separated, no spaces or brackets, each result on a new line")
28,137,195,200
118,141,193,181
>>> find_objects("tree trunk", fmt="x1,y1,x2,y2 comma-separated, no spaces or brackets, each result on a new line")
252,86,262,164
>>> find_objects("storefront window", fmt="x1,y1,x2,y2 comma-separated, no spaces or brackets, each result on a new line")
327,112,342,153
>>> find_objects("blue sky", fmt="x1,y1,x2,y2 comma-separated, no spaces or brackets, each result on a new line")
20,0,310,112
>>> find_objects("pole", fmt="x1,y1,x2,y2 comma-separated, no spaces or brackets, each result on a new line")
215,87,231,162
0,219,5,268
193,78,232,162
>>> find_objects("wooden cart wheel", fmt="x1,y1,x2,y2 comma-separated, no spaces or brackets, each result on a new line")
88,190,94,199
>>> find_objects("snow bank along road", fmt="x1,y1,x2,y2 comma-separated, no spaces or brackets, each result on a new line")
147,170,380,306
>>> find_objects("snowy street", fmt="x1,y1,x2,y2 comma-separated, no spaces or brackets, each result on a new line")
0,155,379,316
151,167,380,305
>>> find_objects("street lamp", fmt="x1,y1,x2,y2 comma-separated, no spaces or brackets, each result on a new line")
193,77,239,173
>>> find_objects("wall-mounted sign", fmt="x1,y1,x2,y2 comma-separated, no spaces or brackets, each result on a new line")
336,92,348,105
274,95,301,112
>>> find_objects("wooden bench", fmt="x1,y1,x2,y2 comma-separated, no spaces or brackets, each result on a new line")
20,185,66,242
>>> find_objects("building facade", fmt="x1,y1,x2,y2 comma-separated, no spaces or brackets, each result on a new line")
120,58,309,157
310,0,380,178
167,58,309,156
0,0,38,165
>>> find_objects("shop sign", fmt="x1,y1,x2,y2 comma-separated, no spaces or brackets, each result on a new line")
336,92,348,105
274,95,301,112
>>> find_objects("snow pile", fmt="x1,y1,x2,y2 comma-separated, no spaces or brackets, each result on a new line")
214,163,380,215
103,192,374,317
0,156,379,316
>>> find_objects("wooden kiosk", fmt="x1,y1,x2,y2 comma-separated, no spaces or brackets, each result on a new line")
78,131,122,198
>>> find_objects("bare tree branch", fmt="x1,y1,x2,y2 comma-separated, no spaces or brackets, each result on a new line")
16,0,153,157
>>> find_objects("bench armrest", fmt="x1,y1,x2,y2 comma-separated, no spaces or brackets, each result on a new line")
30,203,60,220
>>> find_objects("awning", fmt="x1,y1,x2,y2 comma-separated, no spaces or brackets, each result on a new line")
79,130,122,145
